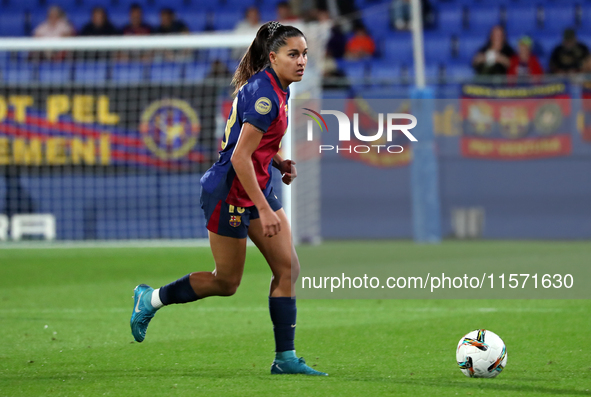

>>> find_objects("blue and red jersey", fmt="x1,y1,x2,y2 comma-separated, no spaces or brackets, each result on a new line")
200,67,289,207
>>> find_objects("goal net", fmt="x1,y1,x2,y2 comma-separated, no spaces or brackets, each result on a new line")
0,30,324,243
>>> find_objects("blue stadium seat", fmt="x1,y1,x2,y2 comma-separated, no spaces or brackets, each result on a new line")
542,4,576,33
436,4,463,34
112,62,147,83
3,64,34,83
39,62,73,84
109,10,130,30
505,5,538,36
74,62,109,84
220,0,257,10
361,8,391,40
184,62,209,81
150,62,183,82
212,9,242,31
181,11,208,32
0,12,26,37
201,48,232,62
259,9,276,23
466,4,501,34
50,0,79,10
456,34,485,61
383,35,413,62
534,33,560,59
369,61,403,81
2,0,41,10
444,61,474,81
68,10,91,32
337,60,369,81
424,34,452,63
407,64,441,81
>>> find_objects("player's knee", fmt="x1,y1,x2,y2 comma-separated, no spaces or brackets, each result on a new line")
217,278,241,296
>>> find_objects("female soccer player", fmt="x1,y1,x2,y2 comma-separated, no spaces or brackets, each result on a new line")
130,21,327,376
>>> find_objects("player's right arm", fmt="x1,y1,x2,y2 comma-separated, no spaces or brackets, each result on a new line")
231,123,281,237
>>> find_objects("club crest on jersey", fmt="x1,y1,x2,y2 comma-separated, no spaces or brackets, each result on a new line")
229,215,241,227
255,97,272,115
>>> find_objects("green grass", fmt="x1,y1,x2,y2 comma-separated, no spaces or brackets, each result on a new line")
0,241,590,396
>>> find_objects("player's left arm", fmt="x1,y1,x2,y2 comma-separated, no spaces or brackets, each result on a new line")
272,154,297,185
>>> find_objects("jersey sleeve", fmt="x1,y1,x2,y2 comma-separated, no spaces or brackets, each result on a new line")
241,86,279,133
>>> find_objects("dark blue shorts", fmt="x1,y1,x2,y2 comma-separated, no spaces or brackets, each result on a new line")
200,187,283,239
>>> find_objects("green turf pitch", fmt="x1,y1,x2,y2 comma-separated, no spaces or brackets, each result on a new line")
0,241,590,397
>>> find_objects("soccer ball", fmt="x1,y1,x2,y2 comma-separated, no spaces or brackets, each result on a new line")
456,329,507,378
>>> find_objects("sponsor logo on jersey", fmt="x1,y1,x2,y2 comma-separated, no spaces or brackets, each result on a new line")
255,97,272,115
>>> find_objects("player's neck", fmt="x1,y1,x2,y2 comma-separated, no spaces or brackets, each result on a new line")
270,66,290,90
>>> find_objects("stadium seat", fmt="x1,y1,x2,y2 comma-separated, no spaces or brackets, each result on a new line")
361,7,391,40
111,62,147,83
68,10,91,32
444,61,474,81
74,62,109,84
184,62,209,82
456,34,485,61
219,0,257,10
109,10,130,30
369,61,403,82
2,0,41,11
534,33,560,59
39,62,73,84
505,5,539,36
211,9,242,31
424,34,452,63
407,63,442,81
259,9,276,23
337,60,369,81
0,11,26,37
542,4,576,33
181,11,208,32
2,64,34,83
436,4,464,34
383,35,414,62
150,62,183,82
466,4,501,34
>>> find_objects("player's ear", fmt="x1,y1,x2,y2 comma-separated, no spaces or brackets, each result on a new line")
269,51,277,65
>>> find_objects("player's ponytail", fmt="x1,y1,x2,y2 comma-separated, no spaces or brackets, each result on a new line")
232,21,305,95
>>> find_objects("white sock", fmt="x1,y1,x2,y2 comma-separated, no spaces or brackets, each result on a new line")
151,288,164,309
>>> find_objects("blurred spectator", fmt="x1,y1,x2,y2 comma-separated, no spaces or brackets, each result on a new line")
234,6,262,33
33,5,74,38
327,23,347,59
472,25,515,75
391,0,434,31
207,60,232,79
344,23,376,60
233,7,262,59
276,1,299,22
581,55,591,74
508,36,543,76
156,8,189,34
549,28,589,74
122,3,152,35
80,7,118,36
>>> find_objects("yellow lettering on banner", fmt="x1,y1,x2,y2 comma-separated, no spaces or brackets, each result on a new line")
97,96,119,125
46,138,67,165
47,95,70,123
99,134,111,165
0,138,9,165
13,138,42,165
71,138,96,165
72,95,95,123
0,97,7,122
9,96,33,123
468,140,494,156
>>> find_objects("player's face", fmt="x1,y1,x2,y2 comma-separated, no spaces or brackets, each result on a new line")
271,36,308,87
